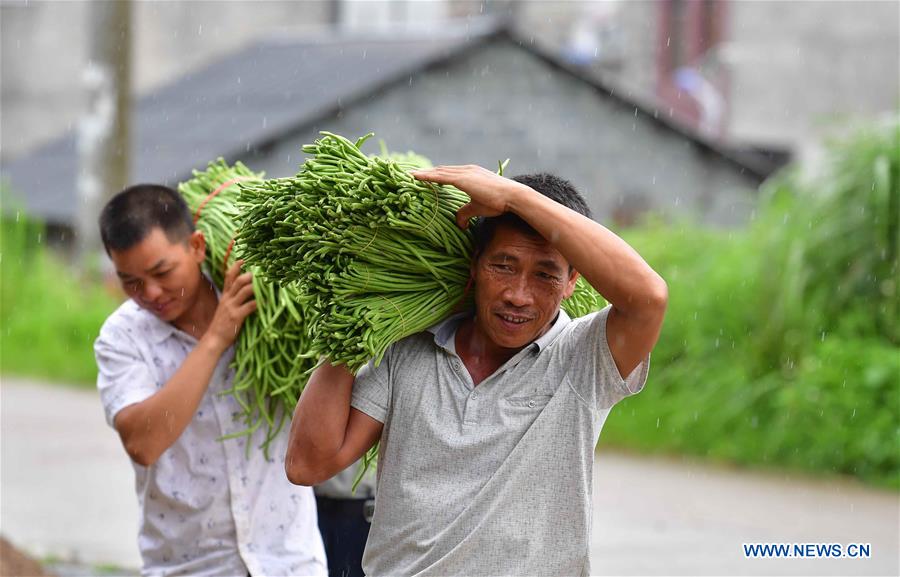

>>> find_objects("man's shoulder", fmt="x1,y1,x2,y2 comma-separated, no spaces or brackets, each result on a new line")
380,330,438,369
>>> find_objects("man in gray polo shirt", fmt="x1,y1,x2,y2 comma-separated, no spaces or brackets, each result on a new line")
286,165,668,576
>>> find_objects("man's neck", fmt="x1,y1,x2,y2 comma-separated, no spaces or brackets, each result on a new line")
455,316,523,386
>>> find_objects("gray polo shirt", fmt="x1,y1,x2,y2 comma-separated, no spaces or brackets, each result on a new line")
350,305,649,576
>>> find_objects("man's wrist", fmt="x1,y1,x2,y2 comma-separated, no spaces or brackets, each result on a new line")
505,180,548,220
198,332,229,357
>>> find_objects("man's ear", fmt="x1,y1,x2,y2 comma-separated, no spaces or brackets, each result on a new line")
469,250,480,281
562,268,580,300
188,230,206,263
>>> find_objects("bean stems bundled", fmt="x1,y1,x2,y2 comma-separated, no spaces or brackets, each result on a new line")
376,139,434,170
178,159,318,458
238,132,476,372
563,276,606,318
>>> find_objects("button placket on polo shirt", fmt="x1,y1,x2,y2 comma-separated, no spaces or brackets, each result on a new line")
448,356,480,425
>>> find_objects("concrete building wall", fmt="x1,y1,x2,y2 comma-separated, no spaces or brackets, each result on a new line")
3,0,896,165
511,0,899,163
512,0,657,100
0,0,491,163
0,0,333,161
722,0,899,162
246,39,759,227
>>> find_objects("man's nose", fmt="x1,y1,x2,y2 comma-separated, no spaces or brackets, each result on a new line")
503,275,534,307
142,280,163,302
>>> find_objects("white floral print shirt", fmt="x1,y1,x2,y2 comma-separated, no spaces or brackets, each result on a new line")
95,298,326,577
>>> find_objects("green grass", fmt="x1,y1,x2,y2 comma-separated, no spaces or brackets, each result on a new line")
1,212,120,387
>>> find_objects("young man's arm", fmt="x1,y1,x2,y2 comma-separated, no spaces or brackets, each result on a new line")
112,263,256,467
285,362,383,486
412,166,668,378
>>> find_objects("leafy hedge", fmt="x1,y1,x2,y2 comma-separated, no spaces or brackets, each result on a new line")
601,120,899,489
0,212,120,386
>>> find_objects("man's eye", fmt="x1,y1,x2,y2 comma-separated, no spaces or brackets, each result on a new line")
491,264,513,272
156,269,171,278
538,272,558,281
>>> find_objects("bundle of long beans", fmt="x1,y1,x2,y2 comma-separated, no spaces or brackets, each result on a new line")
239,132,606,376
179,159,317,457
238,133,475,372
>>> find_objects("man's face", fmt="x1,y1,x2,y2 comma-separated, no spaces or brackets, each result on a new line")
108,228,206,323
471,224,579,351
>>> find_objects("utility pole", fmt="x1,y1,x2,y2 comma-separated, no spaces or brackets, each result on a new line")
76,0,131,271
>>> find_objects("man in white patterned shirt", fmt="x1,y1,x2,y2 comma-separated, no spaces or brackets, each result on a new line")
94,184,326,576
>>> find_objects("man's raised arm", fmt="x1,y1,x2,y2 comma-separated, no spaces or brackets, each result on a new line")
412,165,668,378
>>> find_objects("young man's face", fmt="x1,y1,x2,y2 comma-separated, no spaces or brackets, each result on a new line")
471,223,579,351
108,227,206,323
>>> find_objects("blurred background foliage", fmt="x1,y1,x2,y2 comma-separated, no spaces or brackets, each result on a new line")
603,118,899,489
2,118,897,487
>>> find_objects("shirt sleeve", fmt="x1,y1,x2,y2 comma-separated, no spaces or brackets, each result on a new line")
94,323,159,428
560,305,650,410
350,347,393,424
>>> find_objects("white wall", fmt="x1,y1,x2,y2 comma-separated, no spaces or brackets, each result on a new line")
1,0,333,161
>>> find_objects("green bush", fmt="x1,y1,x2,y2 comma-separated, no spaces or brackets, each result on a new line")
0,212,119,386
601,120,900,489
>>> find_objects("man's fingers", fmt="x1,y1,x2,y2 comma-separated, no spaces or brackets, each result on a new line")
456,202,476,229
233,282,255,305
236,299,258,320
223,260,244,290
226,272,253,296
410,166,457,184
410,169,440,183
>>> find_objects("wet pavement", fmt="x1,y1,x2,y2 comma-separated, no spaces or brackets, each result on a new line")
3,378,897,576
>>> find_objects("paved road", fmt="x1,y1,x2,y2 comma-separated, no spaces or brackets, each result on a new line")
2,378,898,575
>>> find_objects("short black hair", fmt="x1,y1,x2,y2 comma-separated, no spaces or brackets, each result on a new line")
471,173,593,255
99,184,194,253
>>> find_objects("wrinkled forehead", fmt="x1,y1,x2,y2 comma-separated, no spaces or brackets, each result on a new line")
477,224,570,270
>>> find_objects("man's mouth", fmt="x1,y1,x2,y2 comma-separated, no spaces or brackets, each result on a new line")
495,312,533,325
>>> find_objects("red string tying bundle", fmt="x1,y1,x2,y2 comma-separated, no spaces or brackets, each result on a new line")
192,176,253,224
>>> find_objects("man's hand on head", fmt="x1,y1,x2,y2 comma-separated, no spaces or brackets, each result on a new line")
205,260,256,352
411,165,532,230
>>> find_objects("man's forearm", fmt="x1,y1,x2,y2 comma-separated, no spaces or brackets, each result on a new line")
115,335,226,466
286,362,355,470
508,187,667,312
